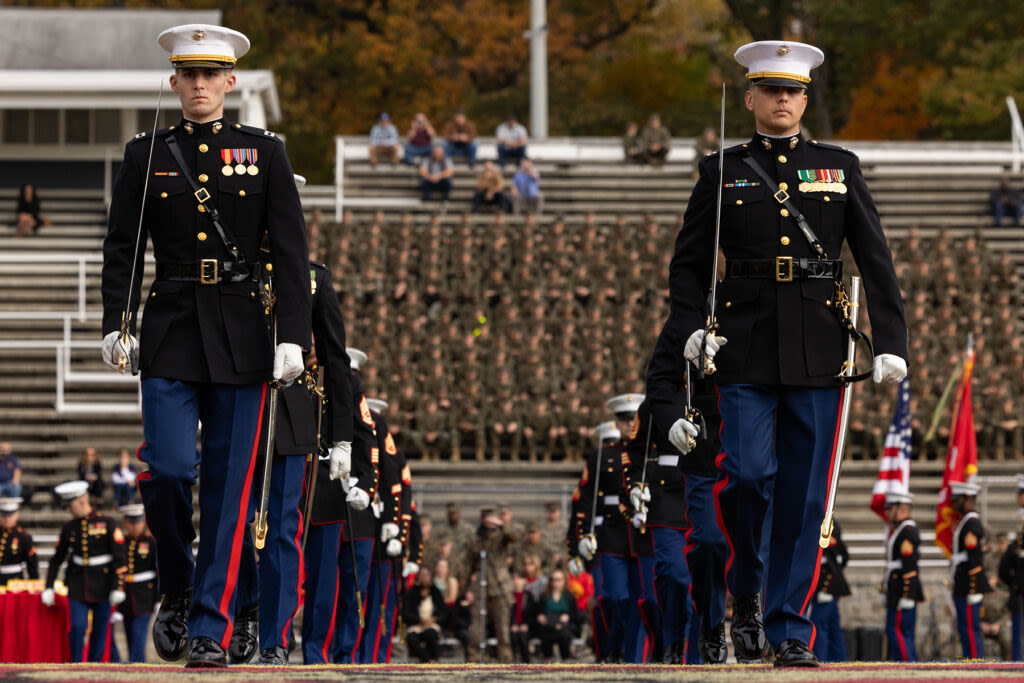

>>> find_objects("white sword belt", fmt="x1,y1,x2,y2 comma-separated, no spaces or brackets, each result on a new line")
72,554,113,567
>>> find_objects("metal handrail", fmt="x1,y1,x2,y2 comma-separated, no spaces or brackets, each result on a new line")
1007,96,1024,172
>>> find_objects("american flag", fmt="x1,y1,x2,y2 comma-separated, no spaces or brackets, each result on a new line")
870,377,912,521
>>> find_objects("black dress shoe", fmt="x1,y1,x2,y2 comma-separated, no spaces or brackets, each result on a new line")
186,636,228,668
731,594,772,663
699,621,728,664
662,639,683,664
258,646,289,665
152,587,192,661
228,604,259,664
774,639,819,668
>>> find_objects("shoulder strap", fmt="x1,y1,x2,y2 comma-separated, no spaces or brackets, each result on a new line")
741,153,827,259
164,134,243,262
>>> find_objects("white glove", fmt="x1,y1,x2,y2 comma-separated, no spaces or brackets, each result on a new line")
41,588,55,607
109,589,126,606
668,418,699,455
897,597,916,610
273,342,304,383
101,331,138,372
632,512,646,529
381,522,400,542
872,353,907,384
329,441,352,481
568,557,584,577
346,486,370,511
577,535,596,561
629,486,651,515
403,561,419,578
386,538,403,557
109,610,125,623
967,593,984,606
684,329,727,366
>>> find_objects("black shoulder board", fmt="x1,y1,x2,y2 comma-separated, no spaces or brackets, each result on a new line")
233,122,283,141
129,126,173,144
807,139,858,157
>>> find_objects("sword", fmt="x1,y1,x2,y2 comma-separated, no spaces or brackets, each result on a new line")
684,361,708,449
637,415,653,535
585,435,605,548
254,320,281,550
819,275,861,548
116,80,164,375
700,82,727,376
346,475,365,629
301,367,326,550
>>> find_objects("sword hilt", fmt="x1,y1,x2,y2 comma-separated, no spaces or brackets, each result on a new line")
702,319,719,376
819,514,834,549
357,590,364,628
254,512,268,549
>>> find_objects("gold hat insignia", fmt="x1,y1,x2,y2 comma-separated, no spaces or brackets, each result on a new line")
777,45,791,56
192,30,207,42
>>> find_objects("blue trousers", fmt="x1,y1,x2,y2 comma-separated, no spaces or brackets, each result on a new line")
69,599,111,662
236,453,308,650
809,598,846,662
358,557,398,663
955,598,983,659
123,612,151,663
682,473,728,634
138,378,266,649
330,537,374,663
302,522,341,664
714,384,842,649
594,552,631,659
624,553,659,663
652,526,701,664
1012,610,1022,661
885,606,917,662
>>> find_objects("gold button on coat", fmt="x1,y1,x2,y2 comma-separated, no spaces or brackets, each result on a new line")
725,301,732,308
779,182,788,191
780,208,790,217
781,236,791,246
199,143,209,153
824,196,831,202
239,190,246,197
777,154,787,163
198,174,209,183
735,199,743,205
160,192,167,198
198,204,206,213
198,232,207,241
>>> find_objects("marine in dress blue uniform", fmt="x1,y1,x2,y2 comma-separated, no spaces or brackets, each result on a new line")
231,259,354,665
809,519,849,662
0,497,38,585
949,481,991,659
570,422,632,662
100,24,311,668
883,491,923,662
117,504,159,663
997,475,1024,661
658,40,908,667
43,481,128,663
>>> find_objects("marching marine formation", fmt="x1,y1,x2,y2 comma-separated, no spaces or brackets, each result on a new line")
0,497,38,584
43,481,128,663
884,491,923,662
100,23,313,667
657,39,908,666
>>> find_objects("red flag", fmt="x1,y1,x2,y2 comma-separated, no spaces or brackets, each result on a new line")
870,378,912,521
934,348,978,557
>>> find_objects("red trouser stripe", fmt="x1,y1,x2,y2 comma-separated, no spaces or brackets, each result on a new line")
218,383,267,649
895,609,908,661
322,527,343,663
281,465,308,646
967,602,978,658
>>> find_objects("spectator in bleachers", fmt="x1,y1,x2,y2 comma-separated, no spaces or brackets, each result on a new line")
15,183,47,237
471,161,511,214
510,572,536,662
434,557,460,605
695,125,719,159
111,448,137,507
405,112,437,166
368,112,402,168
0,442,22,498
533,569,580,662
418,145,455,201
515,521,554,573
496,115,529,169
443,110,478,169
77,447,105,503
991,176,1023,227
623,123,643,164
404,566,447,662
512,159,542,215
640,114,670,168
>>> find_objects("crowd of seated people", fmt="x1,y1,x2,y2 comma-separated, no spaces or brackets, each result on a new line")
309,213,1023,462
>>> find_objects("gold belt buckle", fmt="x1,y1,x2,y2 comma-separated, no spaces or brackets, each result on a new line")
194,187,211,203
775,256,794,282
199,259,218,285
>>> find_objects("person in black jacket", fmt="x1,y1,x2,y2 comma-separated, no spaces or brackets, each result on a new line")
117,504,159,663
809,519,850,662
532,569,581,662
15,183,45,236
0,496,38,584
100,23,311,668
998,475,1024,661
405,566,448,662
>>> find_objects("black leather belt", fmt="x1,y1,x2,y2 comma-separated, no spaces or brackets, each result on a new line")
725,258,842,282
156,260,257,285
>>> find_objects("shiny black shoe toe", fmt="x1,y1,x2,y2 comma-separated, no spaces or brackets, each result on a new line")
186,636,228,668
699,621,728,664
662,639,684,664
228,603,259,664
152,587,192,661
258,646,289,665
774,638,819,668
731,594,772,663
